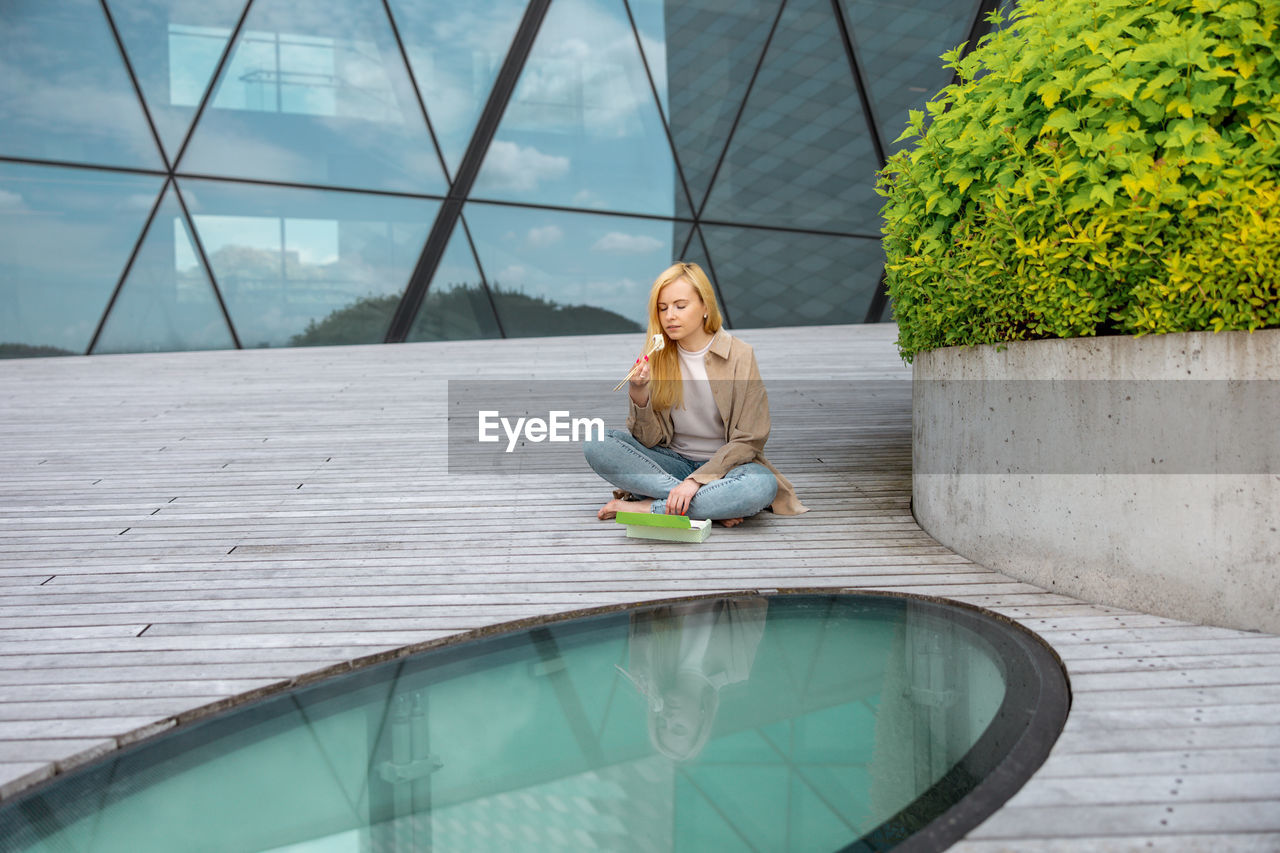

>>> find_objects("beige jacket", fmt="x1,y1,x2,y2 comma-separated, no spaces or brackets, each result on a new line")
627,330,808,515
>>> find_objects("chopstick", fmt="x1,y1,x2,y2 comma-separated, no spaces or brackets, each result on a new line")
612,334,665,392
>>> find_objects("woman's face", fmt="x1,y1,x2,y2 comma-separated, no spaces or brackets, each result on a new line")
656,277,706,345
655,683,704,757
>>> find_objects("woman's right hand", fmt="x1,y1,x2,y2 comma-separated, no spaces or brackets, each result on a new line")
629,355,650,406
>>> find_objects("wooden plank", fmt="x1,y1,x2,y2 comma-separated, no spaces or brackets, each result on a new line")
0,698,231,722
1005,772,1280,807
1033,748,1280,778
1052,637,1280,661
0,681,286,702
0,663,298,685
1066,653,1280,674
1072,685,1280,709
0,648,367,669
1071,667,1280,692
953,835,1280,853
1051,724,1280,753
0,718,175,741
0,739,116,764
966,801,1280,838
1064,703,1280,730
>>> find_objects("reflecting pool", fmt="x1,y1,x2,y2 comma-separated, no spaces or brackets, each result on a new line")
0,594,1067,852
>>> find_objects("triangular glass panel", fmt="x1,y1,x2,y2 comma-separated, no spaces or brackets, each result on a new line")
84,707,363,848
385,0,526,180
840,0,981,156
683,765,790,852
407,216,502,342
182,178,438,348
0,162,163,358
677,225,733,327
699,225,883,327
103,0,249,162
0,0,163,169
672,221,696,265
620,0,670,120
788,768,867,847
700,0,882,235
472,0,677,217
295,695,384,816
93,184,236,354
464,202,672,337
180,0,447,194
795,764,873,832
667,221,732,325
640,0,781,220
673,770,767,852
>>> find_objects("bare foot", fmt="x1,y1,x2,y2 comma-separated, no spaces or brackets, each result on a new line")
597,498,652,520
718,517,745,527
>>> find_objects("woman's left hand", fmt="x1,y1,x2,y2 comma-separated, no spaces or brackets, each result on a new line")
666,478,700,515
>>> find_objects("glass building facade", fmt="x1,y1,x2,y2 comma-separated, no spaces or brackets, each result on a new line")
0,0,995,357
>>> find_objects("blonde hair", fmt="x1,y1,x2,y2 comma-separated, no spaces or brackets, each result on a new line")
645,262,722,411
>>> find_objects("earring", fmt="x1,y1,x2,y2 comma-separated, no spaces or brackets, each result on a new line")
703,314,708,320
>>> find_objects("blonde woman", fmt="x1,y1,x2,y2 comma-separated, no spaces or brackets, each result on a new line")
585,262,807,525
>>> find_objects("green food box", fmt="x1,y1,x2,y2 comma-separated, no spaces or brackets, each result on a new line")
615,511,711,543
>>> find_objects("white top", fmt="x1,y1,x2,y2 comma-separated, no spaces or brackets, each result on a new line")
669,338,724,462
676,606,723,688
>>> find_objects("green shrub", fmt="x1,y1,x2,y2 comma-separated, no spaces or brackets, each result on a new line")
877,0,1280,360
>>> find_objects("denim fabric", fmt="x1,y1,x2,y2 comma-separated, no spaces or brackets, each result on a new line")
584,429,777,520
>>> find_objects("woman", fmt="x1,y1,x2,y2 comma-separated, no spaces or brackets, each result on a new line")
584,261,807,524
619,596,769,762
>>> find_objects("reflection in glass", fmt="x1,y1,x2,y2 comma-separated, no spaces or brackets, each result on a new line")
407,217,503,342
472,0,677,216
93,185,236,354
622,0,670,118
464,203,673,337
672,220,695,264
620,598,769,762
180,0,447,194
0,0,164,169
0,595,1027,852
701,0,883,235
674,224,728,326
842,0,980,156
183,179,436,348
385,0,526,179
657,0,781,219
0,163,162,357
700,225,883,327
104,0,248,161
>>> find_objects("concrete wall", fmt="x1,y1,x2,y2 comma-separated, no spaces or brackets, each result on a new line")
913,328,1280,633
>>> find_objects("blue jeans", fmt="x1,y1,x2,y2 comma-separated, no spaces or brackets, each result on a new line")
583,429,777,520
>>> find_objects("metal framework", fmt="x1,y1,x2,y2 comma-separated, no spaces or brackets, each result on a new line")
0,0,1005,352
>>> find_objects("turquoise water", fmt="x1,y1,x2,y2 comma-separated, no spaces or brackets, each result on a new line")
0,594,1050,852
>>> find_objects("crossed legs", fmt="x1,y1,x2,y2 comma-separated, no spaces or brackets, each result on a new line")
583,429,777,525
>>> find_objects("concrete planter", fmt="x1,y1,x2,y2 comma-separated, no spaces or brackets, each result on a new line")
913,328,1280,633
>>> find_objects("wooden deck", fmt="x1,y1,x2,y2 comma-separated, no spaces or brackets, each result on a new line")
0,324,1276,850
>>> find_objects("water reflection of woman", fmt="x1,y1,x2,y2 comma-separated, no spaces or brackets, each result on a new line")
619,597,769,761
